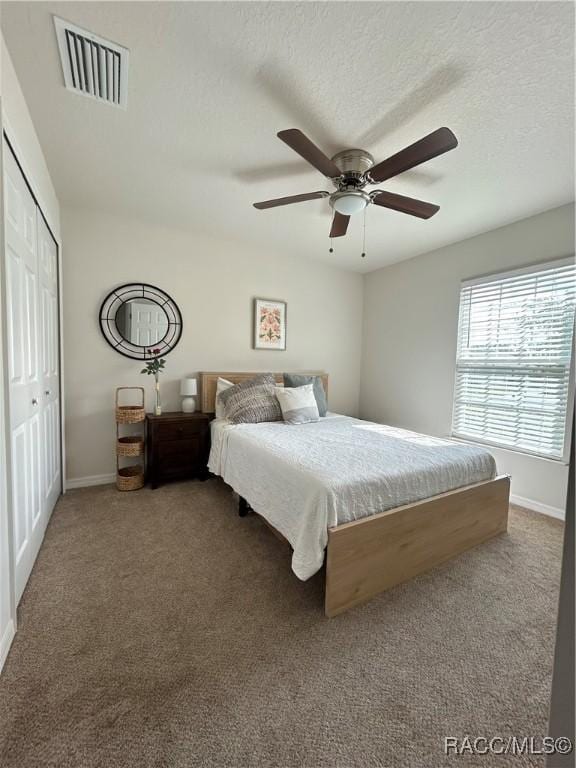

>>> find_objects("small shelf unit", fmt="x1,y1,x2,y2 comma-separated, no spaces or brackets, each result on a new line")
115,387,145,491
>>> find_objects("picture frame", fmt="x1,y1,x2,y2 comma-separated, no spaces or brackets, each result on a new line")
253,298,287,351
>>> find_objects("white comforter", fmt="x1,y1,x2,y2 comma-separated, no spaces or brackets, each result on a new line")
208,415,496,580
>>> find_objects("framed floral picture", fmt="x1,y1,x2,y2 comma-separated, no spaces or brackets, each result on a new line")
253,298,287,350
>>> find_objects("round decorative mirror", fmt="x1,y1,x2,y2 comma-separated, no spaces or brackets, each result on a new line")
99,283,183,360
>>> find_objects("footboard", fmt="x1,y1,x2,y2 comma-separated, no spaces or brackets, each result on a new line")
325,475,510,617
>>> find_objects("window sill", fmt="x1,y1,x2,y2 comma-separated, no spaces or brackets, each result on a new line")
449,434,569,466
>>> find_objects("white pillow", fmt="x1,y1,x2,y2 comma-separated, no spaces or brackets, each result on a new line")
274,384,319,425
215,377,234,418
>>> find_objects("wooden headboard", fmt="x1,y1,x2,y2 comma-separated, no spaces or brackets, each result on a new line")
199,371,329,414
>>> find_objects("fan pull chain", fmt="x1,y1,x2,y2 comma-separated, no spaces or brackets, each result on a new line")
329,236,334,254
361,207,367,258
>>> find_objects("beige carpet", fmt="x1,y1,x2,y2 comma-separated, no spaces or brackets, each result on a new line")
0,479,563,768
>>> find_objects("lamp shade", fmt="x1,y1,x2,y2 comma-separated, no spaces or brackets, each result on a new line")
330,190,370,216
180,378,197,396
332,193,368,215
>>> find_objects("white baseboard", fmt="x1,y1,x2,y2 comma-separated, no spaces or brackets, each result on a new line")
0,619,15,674
510,493,565,520
66,473,115,490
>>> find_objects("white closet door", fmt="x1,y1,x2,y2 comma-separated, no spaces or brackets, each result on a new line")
37,214,60,516
3,145,61,602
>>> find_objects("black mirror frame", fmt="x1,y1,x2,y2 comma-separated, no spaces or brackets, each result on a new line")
99,283,183,360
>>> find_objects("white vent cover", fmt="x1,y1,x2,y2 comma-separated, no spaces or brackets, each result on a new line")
54,17,129,109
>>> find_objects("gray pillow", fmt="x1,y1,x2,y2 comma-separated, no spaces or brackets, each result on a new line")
219,373,282,424
283,374,327,416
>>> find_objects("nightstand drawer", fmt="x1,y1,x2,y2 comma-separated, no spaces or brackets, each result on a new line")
156,420,205,441
158,438,200,468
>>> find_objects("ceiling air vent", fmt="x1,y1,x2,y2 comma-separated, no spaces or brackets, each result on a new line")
54,17,129,109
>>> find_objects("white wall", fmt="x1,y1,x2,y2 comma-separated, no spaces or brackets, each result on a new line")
62,206,363,484
0,34,61,670
361,204,575,517
0,34,60,239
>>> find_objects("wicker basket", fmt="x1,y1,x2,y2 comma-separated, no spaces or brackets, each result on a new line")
116,465,145,491
116,387,145,424
116,436,144,457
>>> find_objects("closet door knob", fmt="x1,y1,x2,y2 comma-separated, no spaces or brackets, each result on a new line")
32,398,38,406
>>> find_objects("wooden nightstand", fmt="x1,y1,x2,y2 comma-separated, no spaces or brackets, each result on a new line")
146,412,211,489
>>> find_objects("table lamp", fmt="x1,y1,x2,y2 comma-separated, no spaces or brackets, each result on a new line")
180,378,197,413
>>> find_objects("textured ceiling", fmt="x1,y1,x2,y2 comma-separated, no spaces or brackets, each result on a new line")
1,1,574,273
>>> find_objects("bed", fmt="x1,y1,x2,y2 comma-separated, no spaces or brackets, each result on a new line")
201,372,510,616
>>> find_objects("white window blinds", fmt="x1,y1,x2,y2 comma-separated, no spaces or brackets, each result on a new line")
452,260,576,460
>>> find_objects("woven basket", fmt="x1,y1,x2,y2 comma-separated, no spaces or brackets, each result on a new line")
116,465,144,491
116,436,144,457
116,387,145,424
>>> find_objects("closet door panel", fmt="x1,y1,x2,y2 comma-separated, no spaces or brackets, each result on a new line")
37,212,60,514
41,282,49,377
11,424,29,566
29,413,42,530
4,149,39,601
24,266,38,383
50,398,60,505
6,245,24,386
42,401,51,499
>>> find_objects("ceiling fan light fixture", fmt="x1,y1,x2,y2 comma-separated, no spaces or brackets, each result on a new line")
330,190,370,216
253,125,457,234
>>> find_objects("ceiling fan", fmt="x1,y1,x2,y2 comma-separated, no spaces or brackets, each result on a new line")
253,127,458,238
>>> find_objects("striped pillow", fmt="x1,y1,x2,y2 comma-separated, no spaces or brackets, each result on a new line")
219,374,282,424
283,374,327,416
275,384,319,424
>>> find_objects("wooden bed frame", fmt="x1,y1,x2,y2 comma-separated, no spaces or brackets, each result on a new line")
200,371,510,617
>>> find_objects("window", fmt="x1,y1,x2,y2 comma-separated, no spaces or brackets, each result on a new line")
452,259,576,460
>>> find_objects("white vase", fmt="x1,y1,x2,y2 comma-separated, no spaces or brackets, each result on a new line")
154,376,162,416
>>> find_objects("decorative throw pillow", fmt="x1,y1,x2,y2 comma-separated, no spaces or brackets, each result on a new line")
219,373,282,424
283,374,327,416
275,384,319,425
215,377,234,419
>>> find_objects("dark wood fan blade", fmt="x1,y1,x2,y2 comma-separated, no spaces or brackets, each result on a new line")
330,212,350,237
369,127,458,183
372,191,439,219
277,129,342,178
253,191,328,210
